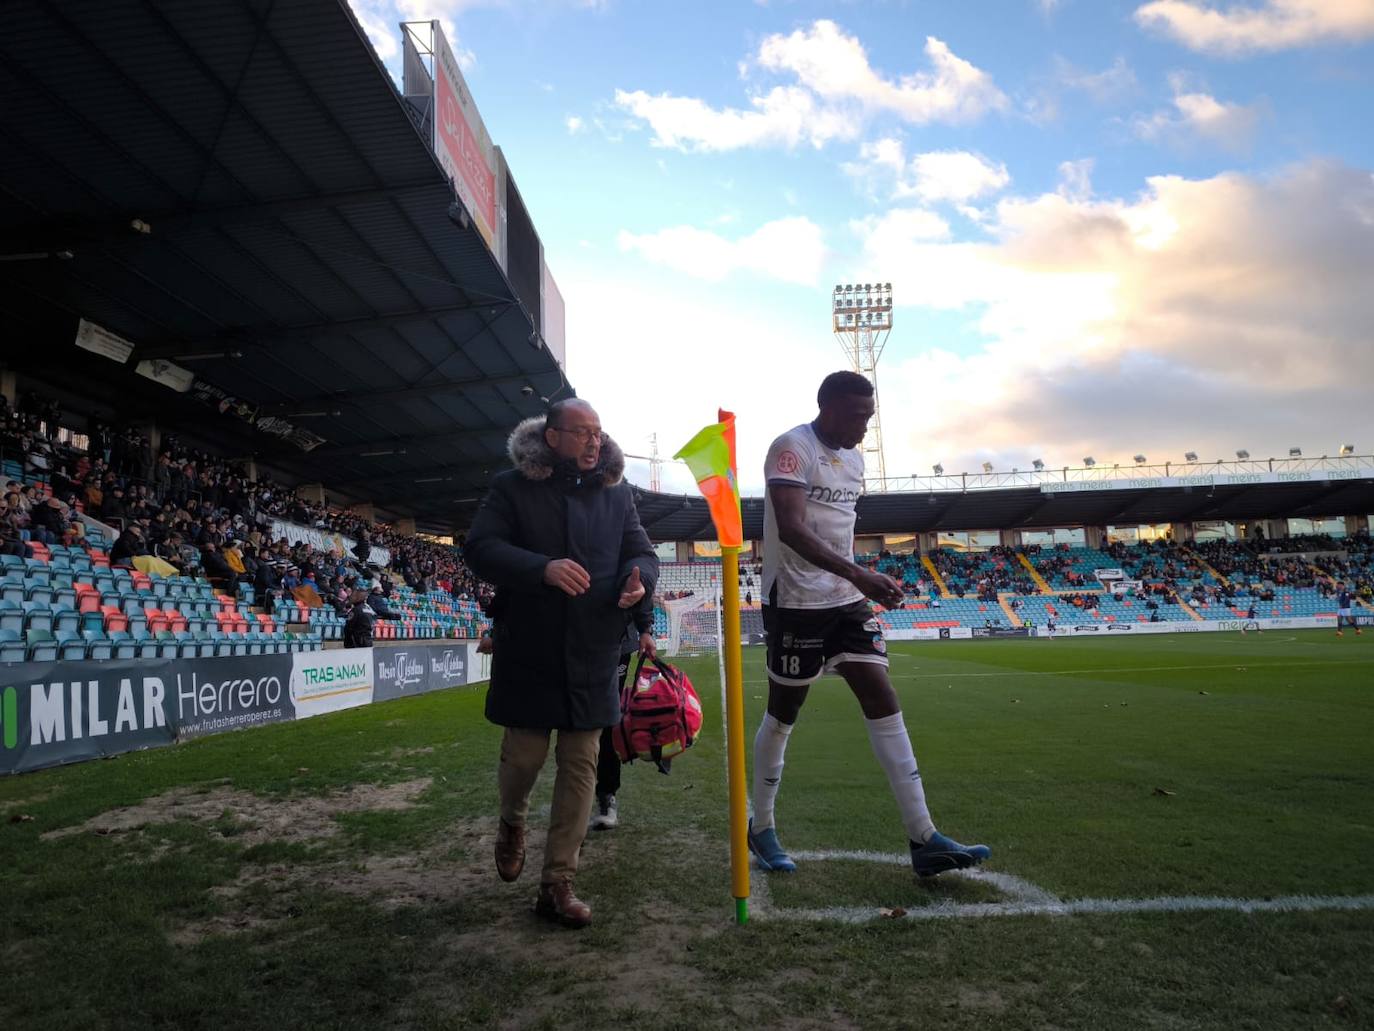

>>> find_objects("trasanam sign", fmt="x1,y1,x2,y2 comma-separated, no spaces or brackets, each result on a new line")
431,23,497,249
289,649,374,718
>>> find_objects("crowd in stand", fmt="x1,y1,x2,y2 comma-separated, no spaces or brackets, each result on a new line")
926,544,1038,599
0,391,494,630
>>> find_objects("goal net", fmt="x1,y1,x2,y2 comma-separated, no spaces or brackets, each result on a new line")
665,593,719,656
664,592,766,656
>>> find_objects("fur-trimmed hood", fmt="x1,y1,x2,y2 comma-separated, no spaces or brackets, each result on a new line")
507,415,625,486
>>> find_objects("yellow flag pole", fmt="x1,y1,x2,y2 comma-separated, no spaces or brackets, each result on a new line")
721,546,750,924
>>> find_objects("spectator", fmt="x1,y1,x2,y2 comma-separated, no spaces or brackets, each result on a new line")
343,588,375,647
109,524,148,565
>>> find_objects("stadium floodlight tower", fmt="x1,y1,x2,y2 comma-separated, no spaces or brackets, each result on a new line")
832,281,893,490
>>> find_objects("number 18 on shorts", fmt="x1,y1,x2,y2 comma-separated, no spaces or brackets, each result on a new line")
764,601,888,686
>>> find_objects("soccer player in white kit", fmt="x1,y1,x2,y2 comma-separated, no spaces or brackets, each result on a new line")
748,371,991,877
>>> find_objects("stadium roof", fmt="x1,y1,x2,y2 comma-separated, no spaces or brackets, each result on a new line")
633,476,1374,544
0,0,566,533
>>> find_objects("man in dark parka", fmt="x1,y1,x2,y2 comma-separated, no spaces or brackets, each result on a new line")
464,399,657,928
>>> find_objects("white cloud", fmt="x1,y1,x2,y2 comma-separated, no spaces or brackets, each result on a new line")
1133,79,1264,151
755,22,1008,123
1027,56,1139,124
850,208,952,250
615,22,1006,152
1057,158,1095,200
565,115,585,134
349,2,400,60
613,85,848,151
1056,56,1139,102
1134,0,1374,55
616,216,826,286
561,161,1373,493
846,140,1011,204
849,159,1374,476
907,150,1012,203
558,273,846,495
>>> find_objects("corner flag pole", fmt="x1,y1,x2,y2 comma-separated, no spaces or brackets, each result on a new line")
720,545,749,924
674,410,750,925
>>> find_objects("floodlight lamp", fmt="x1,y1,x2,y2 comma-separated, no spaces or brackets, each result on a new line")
1340,444,1356,455
1289,447,1302,457
1032,459,1044,471
933,463,943,475
1083,456,1096,467
1134,454,1147,464
1184,451,1198,462
982,462,993,473
447,200,471,231
1236,449,1250,460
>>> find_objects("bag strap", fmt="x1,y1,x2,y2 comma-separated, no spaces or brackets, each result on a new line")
630,650,650,687
614,650,642,765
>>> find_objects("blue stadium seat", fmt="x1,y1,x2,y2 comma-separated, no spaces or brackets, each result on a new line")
56,630,85,661
52,605,80,634
22,603,54,634
155,631,179,659
0,628,24,662
24,583,54,606
109,630,135,660
0,576,25,604
0,600,23,634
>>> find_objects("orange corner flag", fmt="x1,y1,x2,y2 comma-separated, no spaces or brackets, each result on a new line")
674,410,742,548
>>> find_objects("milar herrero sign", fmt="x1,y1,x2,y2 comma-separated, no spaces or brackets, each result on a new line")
1,655,296,773
1041,467,1373,493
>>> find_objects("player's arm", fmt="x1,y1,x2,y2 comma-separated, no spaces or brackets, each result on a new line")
769,482,904,608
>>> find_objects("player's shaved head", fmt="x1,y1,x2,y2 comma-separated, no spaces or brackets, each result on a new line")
815,372,876,450
817,371,874,408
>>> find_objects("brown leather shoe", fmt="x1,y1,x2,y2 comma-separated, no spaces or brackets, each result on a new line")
534,878,592,929
494,818,526,883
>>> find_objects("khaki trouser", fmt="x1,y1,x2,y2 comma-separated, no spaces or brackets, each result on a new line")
498,726,601,884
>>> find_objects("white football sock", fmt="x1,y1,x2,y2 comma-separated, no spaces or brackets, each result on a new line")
865,711,936,844
751,712,794,831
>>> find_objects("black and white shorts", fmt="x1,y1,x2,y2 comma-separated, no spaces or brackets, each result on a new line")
763,601,888,686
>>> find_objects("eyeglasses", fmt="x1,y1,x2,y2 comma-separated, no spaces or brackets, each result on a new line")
550,426,601,444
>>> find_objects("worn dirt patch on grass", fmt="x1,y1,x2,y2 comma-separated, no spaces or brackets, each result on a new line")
40,778,433,847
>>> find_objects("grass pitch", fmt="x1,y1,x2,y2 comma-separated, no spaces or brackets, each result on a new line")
2,630,1372,1030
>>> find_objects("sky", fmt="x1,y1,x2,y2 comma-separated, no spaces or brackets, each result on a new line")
346,0,1374,497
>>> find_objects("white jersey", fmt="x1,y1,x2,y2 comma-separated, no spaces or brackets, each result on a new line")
762,423,864,609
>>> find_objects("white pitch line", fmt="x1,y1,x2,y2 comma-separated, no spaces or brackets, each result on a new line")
739,656,1373,689
747,849,1374,923
788,851,1060,905
762,893,1374,924
886,658,1374,680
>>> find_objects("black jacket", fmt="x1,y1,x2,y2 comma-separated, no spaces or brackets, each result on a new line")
465,417,657,731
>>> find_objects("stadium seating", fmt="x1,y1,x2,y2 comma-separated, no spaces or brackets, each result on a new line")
652,535,1372,637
